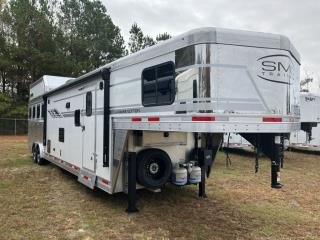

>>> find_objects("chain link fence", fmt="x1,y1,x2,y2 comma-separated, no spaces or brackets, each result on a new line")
0,118,28,135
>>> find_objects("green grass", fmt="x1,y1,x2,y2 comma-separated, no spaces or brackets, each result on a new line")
0,136,319,240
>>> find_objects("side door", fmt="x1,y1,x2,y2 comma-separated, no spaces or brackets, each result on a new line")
82,85,97,172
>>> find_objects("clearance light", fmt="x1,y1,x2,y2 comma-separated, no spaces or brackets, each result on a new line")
148,117,160,122
262,117,282,122
131,118,142,122
192,116,215,121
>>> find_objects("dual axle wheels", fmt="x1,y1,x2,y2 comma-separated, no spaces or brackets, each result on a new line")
32,146,47,165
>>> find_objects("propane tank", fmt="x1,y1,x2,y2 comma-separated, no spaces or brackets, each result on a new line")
172,164,187,186
188,165,202,184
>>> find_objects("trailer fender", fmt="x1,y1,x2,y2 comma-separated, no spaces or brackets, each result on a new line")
33,142,45,159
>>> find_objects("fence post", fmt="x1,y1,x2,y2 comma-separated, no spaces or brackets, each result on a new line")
14,118,17,135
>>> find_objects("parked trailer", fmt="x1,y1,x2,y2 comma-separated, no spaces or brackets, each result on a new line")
223,133,254,151
225,93,320,153
290,93,320,151
28,27,300,212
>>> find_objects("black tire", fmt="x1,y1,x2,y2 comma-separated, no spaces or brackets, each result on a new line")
136,149,172,189
32,146,37,163
34,146,47,165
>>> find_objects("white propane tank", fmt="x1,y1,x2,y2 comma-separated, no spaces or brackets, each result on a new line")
189,165,202,184
172,165,187,186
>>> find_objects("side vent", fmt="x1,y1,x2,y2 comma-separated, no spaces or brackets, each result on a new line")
59,128,65,142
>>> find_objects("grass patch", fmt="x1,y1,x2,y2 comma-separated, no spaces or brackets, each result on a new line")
0,136,319,239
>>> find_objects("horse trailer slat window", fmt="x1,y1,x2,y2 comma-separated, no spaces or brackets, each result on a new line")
32,106,36,119
37,104,41,119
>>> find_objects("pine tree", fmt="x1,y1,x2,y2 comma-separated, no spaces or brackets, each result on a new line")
128,23,172,53
156,32,171,42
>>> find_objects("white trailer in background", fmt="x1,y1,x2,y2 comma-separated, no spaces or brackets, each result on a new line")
223,133,253,151
28,27,301,212
290,93,320,151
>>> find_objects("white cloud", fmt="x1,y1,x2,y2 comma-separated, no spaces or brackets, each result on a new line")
103,0,320,92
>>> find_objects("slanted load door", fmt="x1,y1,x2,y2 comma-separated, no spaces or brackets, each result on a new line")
82,87,97,172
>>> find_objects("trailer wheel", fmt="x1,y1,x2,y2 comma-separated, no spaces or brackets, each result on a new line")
34,146,46,165
32,146,37,163
136,149,172,189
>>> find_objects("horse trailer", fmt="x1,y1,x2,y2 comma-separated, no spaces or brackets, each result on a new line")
28,27,301,212
290,93,320,151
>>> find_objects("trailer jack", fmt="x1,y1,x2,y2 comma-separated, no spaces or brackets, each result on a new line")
198,149,213,198
126,152,139,213
240,133,283,189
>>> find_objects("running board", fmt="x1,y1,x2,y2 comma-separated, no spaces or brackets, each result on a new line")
78,169,97,189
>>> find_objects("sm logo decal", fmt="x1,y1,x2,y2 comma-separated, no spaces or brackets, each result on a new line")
257,54,292,85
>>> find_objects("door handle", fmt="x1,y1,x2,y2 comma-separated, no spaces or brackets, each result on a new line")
81,125,86,131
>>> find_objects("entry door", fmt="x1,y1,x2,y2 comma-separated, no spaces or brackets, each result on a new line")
82,86,96,172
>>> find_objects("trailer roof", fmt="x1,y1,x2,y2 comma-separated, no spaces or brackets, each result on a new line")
44,27,301,97
30,75,74,101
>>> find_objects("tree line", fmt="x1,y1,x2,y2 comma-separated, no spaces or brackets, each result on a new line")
0,0,171,118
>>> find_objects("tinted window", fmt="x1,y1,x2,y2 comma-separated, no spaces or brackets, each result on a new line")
157,64,174,104
41,104,45,119
32,106,36,119
37,105,40,119
29,108,31,119
142,62,175,106
143,68,157,106
86,92,92,116
74,109,81,126
175,45,195,69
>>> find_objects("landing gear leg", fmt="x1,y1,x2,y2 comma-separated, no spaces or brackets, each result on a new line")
199,163,207,198
198,149,213,198
271,136,283,189
126,152,139,213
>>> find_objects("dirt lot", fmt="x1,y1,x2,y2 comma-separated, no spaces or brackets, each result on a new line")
0,136,319,240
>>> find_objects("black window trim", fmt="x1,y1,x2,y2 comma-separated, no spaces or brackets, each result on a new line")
74,109,81,126
32,106,36,119
36,104,41,119
86,91,92,116
141,61,175,107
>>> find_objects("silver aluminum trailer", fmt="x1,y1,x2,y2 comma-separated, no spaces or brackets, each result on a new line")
290,93,320,151
28,27,301,212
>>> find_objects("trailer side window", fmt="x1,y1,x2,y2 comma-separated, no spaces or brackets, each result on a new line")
86,92,92,116
74,110,81,126
142,62,175,106
32,106,36,119
59,128,64,142
143,68,157,106
37,104,40,119
175,45,195,69
29,107,31,119
41,104,45,119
